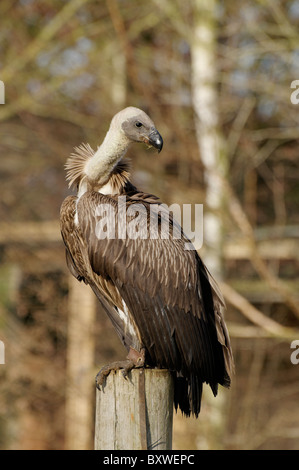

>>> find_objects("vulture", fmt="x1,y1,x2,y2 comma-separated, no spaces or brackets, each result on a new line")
60,107,233,417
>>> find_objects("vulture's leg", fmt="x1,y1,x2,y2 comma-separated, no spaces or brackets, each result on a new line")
95,347,145,390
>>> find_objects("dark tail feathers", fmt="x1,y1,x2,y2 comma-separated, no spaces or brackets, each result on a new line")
173,374,203,418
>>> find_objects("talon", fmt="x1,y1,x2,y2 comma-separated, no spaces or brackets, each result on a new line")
122,360,135,379
96,375,102,391
95,361,123,390
95,348,146,390
95,365,112,390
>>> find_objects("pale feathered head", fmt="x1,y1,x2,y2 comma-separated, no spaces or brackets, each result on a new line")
65,107,163,190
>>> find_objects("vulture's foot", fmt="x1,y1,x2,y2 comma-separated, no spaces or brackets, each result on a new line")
95,359,134,389
95,347,145,390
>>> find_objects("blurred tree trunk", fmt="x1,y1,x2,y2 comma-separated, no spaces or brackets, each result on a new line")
110,42,127,107
191,0,227,281
65,276,96,450
191,0,228,449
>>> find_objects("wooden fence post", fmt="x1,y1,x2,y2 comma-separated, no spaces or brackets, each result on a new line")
94,368,174,450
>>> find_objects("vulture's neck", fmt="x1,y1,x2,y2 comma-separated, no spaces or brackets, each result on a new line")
85,128,130,188
66,127,131,196
85,128,130,185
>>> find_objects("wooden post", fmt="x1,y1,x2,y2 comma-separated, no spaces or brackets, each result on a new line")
94,368,174,450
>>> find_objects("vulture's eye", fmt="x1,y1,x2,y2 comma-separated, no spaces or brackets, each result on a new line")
135,121,143,128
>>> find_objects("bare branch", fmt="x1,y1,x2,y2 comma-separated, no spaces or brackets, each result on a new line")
1,0,91,83
220,282,298,339
220,176,299,320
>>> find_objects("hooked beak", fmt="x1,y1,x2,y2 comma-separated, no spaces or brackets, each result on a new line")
147,129,163,153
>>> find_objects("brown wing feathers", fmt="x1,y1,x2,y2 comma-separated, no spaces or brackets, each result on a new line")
60,108,233,417
73,190,232,415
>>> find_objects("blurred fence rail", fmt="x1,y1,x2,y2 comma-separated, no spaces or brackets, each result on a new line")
1,220,298,270
0,221,60,244
0,220,298,308
1,221,298,247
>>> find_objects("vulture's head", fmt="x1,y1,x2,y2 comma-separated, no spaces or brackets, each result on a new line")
111,106,163,153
